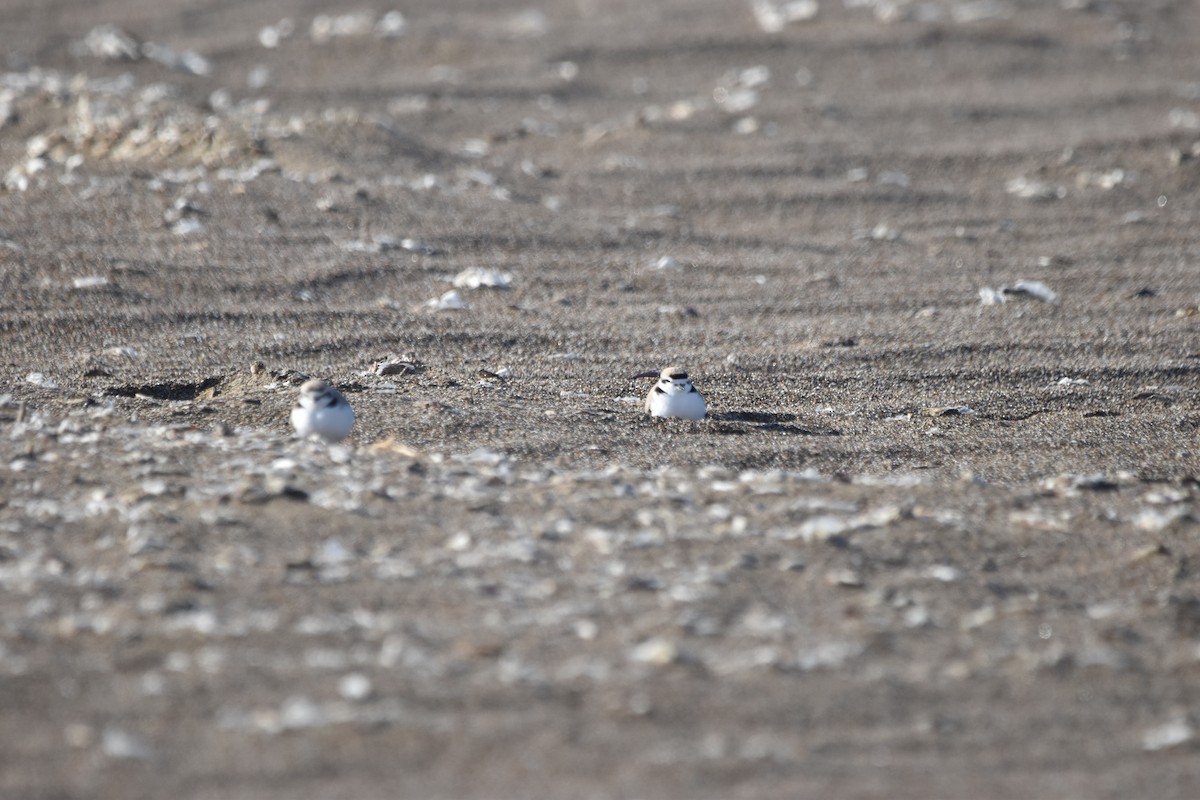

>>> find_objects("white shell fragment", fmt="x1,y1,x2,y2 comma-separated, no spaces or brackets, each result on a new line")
258,19,296,48
452,267,512,290
750,0,819,33
400,238,437,255
924,565,963,583
1006,175,1066,200
76,25,141,61
171,219,206,237
1142,718,1194,751
878,170,910,188
310,11,406,43
310,12,375,42
141,42,212,76
863,223,900,241
343,235,437,255
338,673,373,701
1006,279,1059,305
101,727,156,760
979,287,1007,306
375,11,408,38
74,26,210,75
424,290,468,311
924,406,974,417
373,357,421,377
980,280,1059,306
629,637,679,666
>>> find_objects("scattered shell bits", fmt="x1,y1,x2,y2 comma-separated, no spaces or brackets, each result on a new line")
452,267,512,290
424,290,468,311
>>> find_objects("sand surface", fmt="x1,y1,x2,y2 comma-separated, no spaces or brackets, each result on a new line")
2,1,1200,797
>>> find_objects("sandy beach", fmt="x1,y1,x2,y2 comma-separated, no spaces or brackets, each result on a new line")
2,1,1200,797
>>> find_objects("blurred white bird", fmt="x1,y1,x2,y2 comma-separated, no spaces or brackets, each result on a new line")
641,366,707,420
290,379,354,442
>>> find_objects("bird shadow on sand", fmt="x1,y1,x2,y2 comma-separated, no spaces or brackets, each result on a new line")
707,411,841,436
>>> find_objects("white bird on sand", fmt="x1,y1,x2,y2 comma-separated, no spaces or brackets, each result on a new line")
291,379,355,442
639,366,707,420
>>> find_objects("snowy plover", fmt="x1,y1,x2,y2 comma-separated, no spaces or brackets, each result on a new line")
291,379,355,442
639,366,707,420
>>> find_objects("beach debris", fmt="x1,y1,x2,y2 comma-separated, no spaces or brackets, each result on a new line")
452,267,512,290
855,223,900,241
171,218,205,236
368,437,422,457
258,19,296,48
314,538,353,568
399,238,438,255
101,727,156,760
1142,717,1194,751
141,42,212,76
1169,142,1200,167
338,673,373,701
1006,175,1066,200
373,356,422,376
164,196,206,224
652,256,681,270
247,65,270,89
979,287,1006,305
923,406,974,417
733,116,760,134
310,11,373,43
1006,279,1059,304
375,11,408,38
629,637,679,666
278,696,325,730
1169,108,1200,130
925,564,963,583
72,275,110,289
980,279,1059,306
1041,473,1122,497
504,8,549,38
790,640,864,672
75,25,141,61
1076,168,1126,190
424,290,468,311
74,25,210,75
343,235,437,254
750,0,819,33
1132,506,1188,533
714,67,769,113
